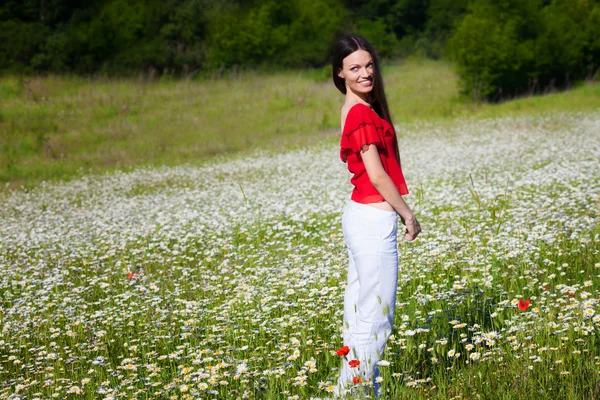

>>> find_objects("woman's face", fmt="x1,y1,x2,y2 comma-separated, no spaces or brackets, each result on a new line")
338,49,374,95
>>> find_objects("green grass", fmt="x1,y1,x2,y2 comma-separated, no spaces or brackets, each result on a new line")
0,69,599,398
1,58,599,188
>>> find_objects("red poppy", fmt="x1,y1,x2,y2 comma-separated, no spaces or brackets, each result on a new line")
127,272,135,280
353,376,362,384
518,299,530,310
336,346,350,357
348,359,360,368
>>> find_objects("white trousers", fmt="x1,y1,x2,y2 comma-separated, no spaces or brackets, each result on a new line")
336,200,398,398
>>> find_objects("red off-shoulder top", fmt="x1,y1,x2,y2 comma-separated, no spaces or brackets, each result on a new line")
340,103,409,203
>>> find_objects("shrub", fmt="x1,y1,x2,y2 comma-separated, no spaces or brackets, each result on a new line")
449,0,600,101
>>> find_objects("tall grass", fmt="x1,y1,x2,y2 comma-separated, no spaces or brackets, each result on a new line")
0,110,598,399
1,59,599,188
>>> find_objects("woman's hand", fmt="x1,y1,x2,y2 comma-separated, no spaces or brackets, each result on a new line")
400,215,421,241
358,145,421,241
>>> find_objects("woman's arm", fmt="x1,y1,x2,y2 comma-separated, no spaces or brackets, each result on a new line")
360,144,421,240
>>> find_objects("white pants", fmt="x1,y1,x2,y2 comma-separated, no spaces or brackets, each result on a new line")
336,200,399,398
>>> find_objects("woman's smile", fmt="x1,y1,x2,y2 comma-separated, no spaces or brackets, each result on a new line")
338,49,376,96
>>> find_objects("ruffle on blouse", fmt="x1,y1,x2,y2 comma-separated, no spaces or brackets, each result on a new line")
340,104,393,163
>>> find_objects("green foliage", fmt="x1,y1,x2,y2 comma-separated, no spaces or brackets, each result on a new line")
0,20,50,72
160,0,209,72
421,0,469,58
0,0,471,75
354,18,400,58
206,0,345,69
449,0,600,100
1,0,599,101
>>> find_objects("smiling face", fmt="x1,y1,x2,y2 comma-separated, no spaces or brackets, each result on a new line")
337,49,375,96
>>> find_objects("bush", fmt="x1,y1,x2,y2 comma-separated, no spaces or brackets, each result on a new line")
205,0,345,69
449,0,600,101
0,20,49,72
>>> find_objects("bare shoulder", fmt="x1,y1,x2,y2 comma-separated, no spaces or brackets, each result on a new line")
340,103,358,132
341,103,352,119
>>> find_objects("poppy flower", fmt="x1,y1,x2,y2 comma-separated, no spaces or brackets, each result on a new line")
348,359,360,368
336,346,350,357
127,272,135,280
518,299,530,310
353,376,361,384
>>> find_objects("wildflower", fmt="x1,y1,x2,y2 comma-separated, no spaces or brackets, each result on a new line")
336,346,350,357
127,272,135,280
68,386,82,394
584,308,595,317
518,299,531,310
348,359,360,368
236,363,248,374
353,376,361,384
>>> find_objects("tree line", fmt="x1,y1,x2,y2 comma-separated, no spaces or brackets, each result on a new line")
1,0,599,100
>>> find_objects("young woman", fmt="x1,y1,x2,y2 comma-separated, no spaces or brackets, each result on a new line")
331,34,421,398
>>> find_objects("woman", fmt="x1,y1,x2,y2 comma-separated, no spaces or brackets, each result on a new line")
332,34,421,398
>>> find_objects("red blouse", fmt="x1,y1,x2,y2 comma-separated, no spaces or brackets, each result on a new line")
340,103,409,203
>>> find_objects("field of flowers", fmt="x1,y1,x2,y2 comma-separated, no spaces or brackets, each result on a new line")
1,111,599,399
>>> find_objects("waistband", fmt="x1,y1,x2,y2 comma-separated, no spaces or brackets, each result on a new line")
345,199,397,218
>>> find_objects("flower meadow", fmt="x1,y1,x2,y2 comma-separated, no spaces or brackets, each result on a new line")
1,111,599,399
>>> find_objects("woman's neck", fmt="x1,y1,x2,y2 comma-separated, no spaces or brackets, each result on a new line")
345,92,371,107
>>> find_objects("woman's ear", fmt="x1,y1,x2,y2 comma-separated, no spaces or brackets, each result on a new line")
337,68,344,79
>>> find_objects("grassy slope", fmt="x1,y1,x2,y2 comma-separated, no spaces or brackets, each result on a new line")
1,58,598,188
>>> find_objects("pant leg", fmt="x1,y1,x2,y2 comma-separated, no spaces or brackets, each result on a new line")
336,206,361,395
350,213,398,393
336,201,398,397
343,246,359,352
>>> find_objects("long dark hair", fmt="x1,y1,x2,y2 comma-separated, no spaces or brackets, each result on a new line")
331,34,401,166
